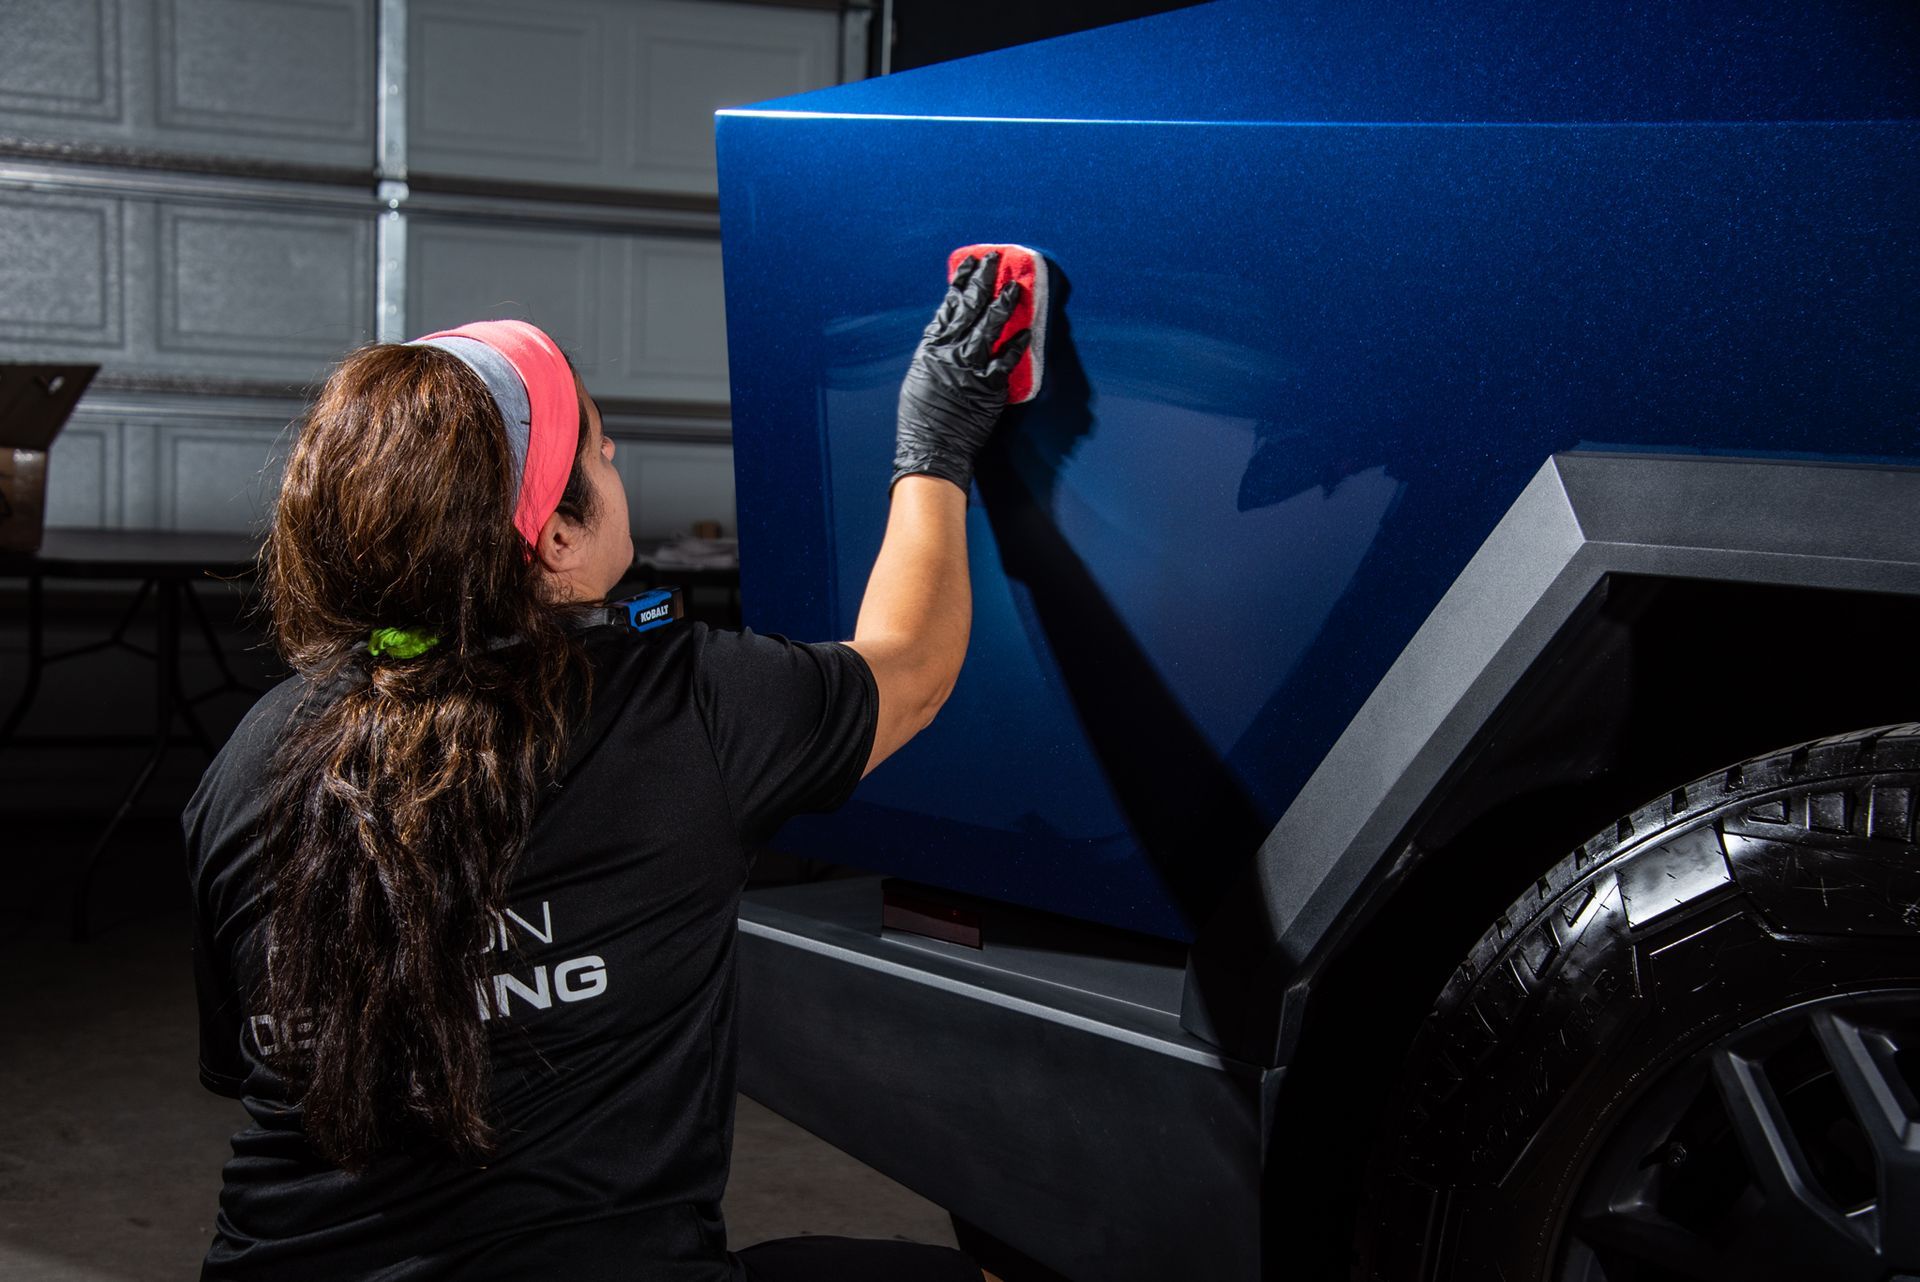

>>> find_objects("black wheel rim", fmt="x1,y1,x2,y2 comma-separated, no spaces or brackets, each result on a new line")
1557,989,1920,1282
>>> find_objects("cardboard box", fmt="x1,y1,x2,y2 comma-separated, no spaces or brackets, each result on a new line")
0,364,98,553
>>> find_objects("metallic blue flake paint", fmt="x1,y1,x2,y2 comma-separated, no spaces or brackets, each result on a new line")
715,0,1919,941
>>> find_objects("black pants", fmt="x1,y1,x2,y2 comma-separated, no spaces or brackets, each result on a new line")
732,1236,981,1281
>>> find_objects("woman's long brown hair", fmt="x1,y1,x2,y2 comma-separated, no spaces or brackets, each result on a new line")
258,343,596,1171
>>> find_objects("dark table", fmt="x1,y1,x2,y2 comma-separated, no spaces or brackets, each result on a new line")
0,529,260,938
621,544,742,625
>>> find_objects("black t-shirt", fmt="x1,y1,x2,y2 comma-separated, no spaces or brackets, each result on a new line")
184,621,877,1281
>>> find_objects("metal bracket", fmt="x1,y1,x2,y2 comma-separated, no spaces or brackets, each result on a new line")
375,183,409,343
376,0,408,182
375,0,410,341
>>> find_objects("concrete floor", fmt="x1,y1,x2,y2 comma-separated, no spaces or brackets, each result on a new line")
0,818,957,1282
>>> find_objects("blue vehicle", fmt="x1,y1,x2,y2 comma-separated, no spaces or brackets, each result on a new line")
715,3,1920,1278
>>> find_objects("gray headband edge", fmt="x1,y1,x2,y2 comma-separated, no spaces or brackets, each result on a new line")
409,335,532,495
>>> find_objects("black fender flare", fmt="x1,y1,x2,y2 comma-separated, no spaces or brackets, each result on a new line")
1184,452,1920,1065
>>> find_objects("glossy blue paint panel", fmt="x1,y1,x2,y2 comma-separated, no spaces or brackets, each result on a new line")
751,0,1918,125
716,1,1920,941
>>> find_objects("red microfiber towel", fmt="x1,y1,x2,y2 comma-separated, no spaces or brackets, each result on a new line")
947,243,1047,404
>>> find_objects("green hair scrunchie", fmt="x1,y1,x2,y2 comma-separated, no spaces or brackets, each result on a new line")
368,626,441,660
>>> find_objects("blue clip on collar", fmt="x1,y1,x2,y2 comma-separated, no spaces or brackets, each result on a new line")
606,587,684,634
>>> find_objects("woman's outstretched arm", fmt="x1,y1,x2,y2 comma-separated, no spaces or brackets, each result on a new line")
849,475,971,774
847,251,1030,776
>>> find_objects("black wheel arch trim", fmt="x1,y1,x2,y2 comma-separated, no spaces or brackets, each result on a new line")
1183,451,1920,1066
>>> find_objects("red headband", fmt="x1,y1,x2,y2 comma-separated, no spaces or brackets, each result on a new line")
415,320,579,549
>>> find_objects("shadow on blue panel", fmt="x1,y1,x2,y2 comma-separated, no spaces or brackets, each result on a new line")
974,262,1270,928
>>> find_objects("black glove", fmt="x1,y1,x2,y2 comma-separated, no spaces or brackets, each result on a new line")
892,252,1033,493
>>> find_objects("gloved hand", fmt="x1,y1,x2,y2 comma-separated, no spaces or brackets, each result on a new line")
892,252,1033,492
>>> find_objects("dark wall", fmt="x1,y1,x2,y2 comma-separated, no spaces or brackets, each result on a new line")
887,0,1203,73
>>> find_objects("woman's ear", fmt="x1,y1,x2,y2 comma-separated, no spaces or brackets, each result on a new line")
533,508,584,578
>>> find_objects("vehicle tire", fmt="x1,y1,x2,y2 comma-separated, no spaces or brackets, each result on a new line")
1355,725,1920,1282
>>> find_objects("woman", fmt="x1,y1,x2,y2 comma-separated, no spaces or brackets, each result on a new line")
186,256,1030,1280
